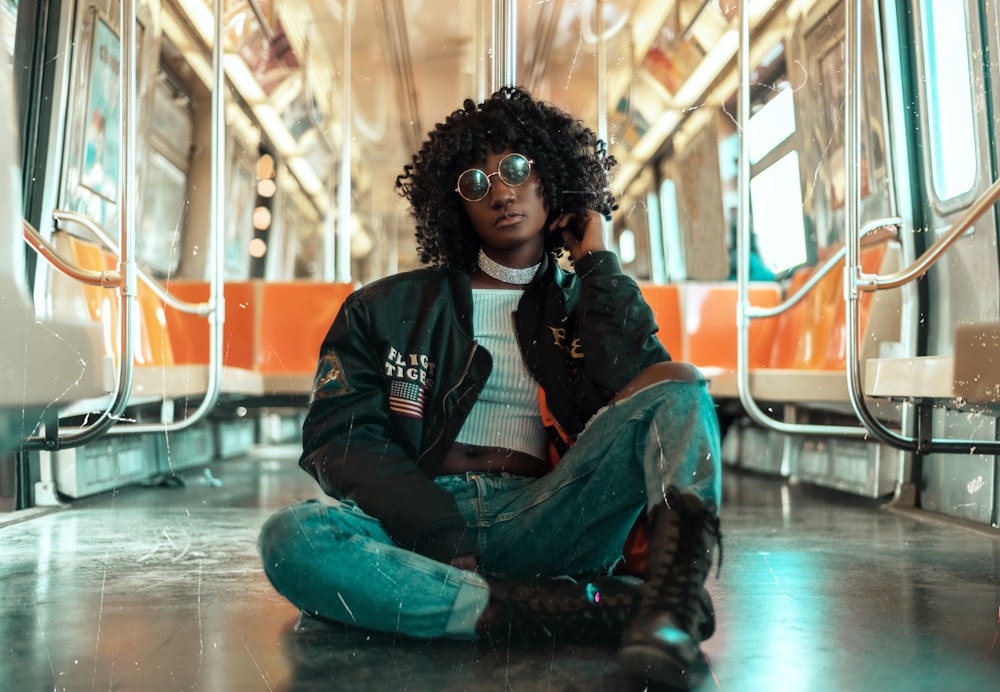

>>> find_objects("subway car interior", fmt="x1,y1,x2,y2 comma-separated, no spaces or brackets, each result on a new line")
2,0,1000,689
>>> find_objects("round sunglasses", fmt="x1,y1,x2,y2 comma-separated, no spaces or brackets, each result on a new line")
455,153,534,202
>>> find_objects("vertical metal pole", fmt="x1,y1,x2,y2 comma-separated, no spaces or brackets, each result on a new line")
844,0,872,428
21,0,138,448
207,0,225,404
736,0,750,404
595,0,608,149
474,1,488,101
491,0,517,92
337,0,353,282
732,0,869,439
324,159,335,281
116,0,137,411
503,0,517,87
595,0,611,245
845,0,860,280
102,0,225,433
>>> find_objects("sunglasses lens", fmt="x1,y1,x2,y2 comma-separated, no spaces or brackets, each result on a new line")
458,169,490,201
499,154,531,186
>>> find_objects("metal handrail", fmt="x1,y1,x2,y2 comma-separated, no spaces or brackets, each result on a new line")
101,0,226,436
22,219,122,288
21,0,139,451
856,178,1000,293
22,0,226,445
844,0,1000,455
51,209,212,316
734,0,869,438
24,206,223,440
21,214,131,450
745,219,898,320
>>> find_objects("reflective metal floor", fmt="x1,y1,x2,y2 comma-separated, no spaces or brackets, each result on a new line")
2,443,998,691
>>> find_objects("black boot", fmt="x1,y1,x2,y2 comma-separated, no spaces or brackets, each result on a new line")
484,574,640,646
618,487,722,688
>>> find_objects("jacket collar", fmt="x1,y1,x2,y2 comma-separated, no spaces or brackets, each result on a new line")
452,270,474,336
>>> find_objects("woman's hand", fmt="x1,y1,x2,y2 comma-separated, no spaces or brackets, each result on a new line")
549,209,607,262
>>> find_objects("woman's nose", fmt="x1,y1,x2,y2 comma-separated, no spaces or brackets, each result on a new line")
488,180,516,207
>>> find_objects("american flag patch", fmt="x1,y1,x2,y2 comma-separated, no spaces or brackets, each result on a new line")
388,380,426,419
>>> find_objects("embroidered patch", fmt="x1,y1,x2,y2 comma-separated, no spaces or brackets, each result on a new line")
311,351,354,400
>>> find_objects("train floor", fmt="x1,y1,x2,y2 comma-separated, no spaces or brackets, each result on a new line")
1,442,999,691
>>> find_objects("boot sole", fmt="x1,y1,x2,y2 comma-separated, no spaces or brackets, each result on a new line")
617,641,707,689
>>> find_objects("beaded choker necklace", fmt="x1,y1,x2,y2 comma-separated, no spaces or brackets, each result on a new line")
477,248,540,285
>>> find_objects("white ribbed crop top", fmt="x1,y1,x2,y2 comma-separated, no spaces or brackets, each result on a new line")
454,289,548,459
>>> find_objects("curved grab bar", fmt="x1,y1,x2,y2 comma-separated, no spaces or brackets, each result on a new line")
855,178,1000,293
843,1,1000,455
52,209,212,317
733,0,868,439
101,0,227,436
22,219,122,288
745,219,899,320
22,213,131,449
745,249,843,319
21,0,139,451
22,0,226,445
580,0,630,44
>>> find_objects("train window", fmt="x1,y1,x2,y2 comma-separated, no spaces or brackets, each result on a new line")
137,150,187,276
616,178,654,281
280,192,322,279
225,161,256,279
149,77,193,169
749,151,807,274
918,0,977,202
718,132,739,231
618,229,636,264
658,178,686,282
747,86,794,165
138,76,193,277
645,189,667,284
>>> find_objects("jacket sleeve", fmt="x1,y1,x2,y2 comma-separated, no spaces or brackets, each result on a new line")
571,251,671,397
299,293,478,564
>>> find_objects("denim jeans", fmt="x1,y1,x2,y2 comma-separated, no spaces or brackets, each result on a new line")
258,379,720,639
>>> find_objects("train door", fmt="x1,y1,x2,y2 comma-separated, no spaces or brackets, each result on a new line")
906,0,1000,524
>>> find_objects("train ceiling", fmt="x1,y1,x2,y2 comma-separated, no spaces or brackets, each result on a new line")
188,0,785,269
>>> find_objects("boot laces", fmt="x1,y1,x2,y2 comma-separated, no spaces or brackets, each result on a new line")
488,576,639,642
645,495,723,629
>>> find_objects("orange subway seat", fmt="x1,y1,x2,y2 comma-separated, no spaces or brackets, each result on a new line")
135,279,176,367
823,242,889,369
257,282,353,376
65,234,166,368
66,235,119,363
767,267,811,369
639,284,683,359
683,282,782,372
162,280,258,370
792,258,842,370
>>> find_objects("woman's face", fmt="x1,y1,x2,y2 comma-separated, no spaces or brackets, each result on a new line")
459,148,548,263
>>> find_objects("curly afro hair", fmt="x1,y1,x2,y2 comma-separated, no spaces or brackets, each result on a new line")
395,86,617,271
